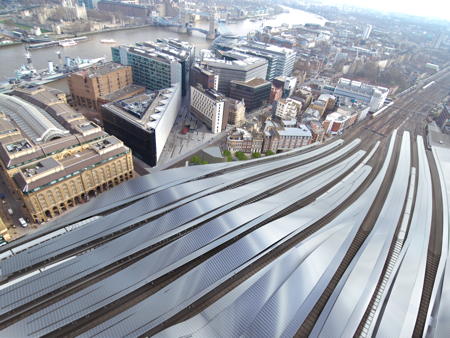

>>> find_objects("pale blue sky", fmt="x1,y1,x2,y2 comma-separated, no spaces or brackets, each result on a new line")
328,0,450,20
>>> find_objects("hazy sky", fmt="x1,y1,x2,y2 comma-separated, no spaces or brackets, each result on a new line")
329,0,450,20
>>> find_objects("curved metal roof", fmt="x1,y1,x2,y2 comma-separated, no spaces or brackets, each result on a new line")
0,130,448,337
0,94,68,143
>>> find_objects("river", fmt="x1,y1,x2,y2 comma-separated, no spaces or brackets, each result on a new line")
0,6,326,85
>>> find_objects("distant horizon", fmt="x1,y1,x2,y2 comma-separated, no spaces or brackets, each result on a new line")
309,0,450,22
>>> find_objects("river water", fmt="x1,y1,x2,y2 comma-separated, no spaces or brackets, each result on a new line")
0,6,326,83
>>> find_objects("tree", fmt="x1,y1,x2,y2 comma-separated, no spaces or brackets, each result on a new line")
235,151,248,161
190,155,202,165
223,149,231,157
251,152,261,159
265,150,275,156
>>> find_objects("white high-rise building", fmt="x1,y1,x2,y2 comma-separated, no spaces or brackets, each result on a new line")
363,24,372,40
190,85,225,134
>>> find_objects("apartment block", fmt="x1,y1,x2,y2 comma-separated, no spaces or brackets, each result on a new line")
274,98,303,120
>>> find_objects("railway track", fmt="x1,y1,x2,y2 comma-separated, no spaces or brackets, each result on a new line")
0,70,449,337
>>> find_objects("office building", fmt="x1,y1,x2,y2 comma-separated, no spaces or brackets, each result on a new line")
230,42,296,80
68,62,143,112
0,88,133,223
190,64,219,90
333,78,389,112
229,78,271,111
112,39,194,96
190,85,226,134
102,84,181,167
202,54,267,95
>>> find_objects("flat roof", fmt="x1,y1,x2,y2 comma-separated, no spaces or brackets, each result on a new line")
99,84,145,102
278,125,312,137
104,86,179,131
203,55,267,71
231,78,270,88
73,62,128,78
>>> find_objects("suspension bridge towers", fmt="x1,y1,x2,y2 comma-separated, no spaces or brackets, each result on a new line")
207,10,218,40
178,2,188,33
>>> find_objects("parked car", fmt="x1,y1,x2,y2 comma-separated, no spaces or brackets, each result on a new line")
18,217,28,228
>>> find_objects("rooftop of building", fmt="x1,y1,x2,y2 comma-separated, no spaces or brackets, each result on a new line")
139,40,192,60
203,54,267,71
0,86,111,170
73,62,128,78
192,85,225,101
318,93,336,101
244,41,296,55
115,43,185,65
231,78,270,88
336,78,388,95
11,86,102,136
307,120,325,132
13,135,127,193
99,84,145,102
192,64,216,77
326,111,354,122
105,85,179,131
0,93,68,144
278,125,312,137
228,47,275,62
311,99,327,107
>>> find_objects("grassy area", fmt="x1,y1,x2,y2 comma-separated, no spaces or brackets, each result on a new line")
0,19,32,30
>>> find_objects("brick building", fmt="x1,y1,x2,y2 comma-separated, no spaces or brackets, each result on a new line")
68,62,142,112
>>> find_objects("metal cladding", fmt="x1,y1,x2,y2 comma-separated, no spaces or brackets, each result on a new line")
0,131,449,338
